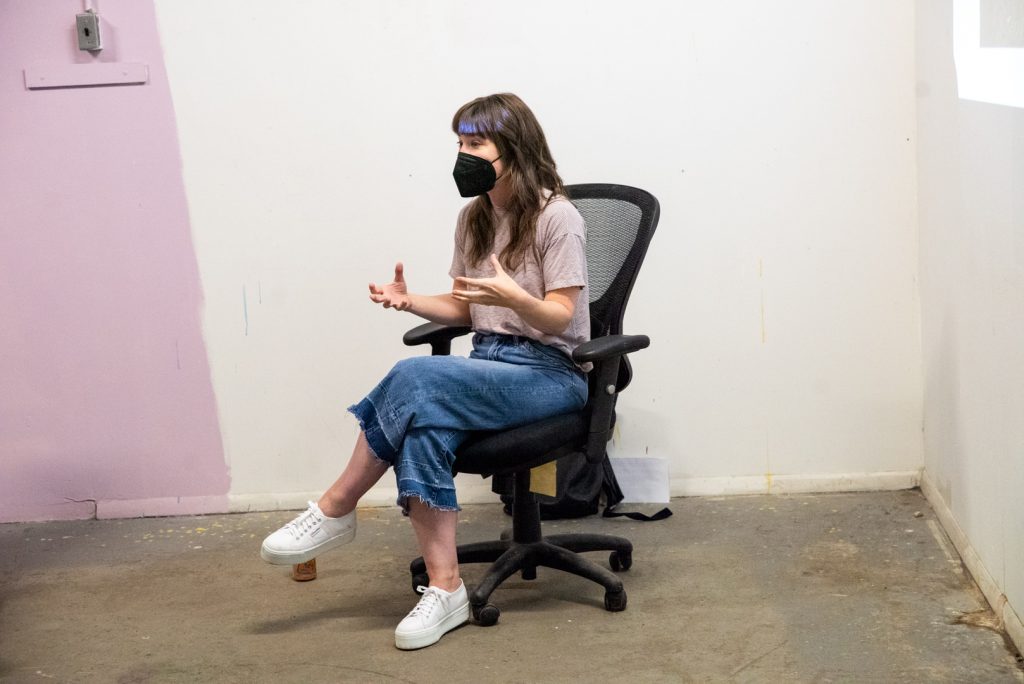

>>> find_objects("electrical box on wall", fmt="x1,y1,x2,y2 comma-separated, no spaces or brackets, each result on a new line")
76,11,102,51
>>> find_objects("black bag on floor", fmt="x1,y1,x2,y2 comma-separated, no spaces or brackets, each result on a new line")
500,453,671,521
538,451,613,519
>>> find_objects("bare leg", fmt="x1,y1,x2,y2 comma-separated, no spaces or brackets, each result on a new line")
408,498,461,592
315,432,461,592
317,431,389,517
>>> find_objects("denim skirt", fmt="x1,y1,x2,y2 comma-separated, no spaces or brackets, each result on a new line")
348,333,588,513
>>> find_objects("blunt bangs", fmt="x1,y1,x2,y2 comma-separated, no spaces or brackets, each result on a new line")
452,100,508,139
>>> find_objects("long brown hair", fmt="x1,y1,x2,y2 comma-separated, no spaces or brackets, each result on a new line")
451,93,566,271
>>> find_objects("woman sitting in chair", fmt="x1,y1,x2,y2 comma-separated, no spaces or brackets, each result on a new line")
260,92,590,650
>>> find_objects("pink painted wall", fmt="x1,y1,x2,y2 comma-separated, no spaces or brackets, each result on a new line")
0,0,229,522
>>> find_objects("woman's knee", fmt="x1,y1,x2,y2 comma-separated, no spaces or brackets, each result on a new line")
386,356,433,386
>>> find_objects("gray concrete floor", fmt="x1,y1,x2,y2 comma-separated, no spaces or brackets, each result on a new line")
1,490,1022,683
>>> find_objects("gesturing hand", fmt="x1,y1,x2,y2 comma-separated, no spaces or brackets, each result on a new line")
369,262,412,311
452,254,527,309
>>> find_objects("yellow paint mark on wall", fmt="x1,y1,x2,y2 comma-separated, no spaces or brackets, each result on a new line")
765,472,774,493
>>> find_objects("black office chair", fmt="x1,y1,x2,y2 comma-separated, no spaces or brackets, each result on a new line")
403,183,660,625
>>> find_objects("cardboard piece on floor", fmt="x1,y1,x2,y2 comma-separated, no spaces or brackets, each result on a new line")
530,461,557,497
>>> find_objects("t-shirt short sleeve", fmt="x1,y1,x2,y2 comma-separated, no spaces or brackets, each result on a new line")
538,201,588,293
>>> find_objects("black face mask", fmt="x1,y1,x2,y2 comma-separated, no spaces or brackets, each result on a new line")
453,152,501,197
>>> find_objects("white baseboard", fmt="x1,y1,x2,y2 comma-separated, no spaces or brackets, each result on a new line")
670,470,921,497
96,495,229,520
920,471,1024,656
227,474,499,514
67,470,921,521
226,470,923,515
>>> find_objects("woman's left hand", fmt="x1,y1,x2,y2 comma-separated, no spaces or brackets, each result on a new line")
452,254,528,309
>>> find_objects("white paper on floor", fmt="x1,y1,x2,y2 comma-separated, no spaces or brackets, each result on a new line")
609,457,670,503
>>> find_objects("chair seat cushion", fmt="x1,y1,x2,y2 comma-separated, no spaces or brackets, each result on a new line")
454,411,588,476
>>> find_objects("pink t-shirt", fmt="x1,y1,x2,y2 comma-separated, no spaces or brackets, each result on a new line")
449,196,591,366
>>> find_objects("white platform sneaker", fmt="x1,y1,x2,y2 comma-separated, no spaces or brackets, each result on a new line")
394,581,470,650
260,501,356,565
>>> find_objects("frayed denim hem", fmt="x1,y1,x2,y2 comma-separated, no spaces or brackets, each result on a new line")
347,400,396,466
397,491,461,517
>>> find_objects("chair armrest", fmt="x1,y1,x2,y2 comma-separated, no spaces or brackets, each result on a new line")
403,322,473,356
572,334,650,363
578,334,650,464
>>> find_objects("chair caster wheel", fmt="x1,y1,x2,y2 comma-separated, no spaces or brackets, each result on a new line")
604,590,627,612
411,573,429,594
473,603,500,626
609,551,632,571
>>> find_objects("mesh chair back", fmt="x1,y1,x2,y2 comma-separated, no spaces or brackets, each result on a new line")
565,184,660,338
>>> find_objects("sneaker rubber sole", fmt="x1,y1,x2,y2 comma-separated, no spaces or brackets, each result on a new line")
394,600,470,650
259,527,356,565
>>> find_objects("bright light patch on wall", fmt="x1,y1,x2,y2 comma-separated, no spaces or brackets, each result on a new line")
954,0,1024,108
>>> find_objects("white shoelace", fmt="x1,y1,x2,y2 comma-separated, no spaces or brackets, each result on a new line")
407,586,443,620
286,502,322,539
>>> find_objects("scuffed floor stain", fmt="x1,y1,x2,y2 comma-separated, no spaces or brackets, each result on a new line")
952,609,1024,672
952,607,1002,632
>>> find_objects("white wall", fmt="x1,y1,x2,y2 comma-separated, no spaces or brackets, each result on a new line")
153,0,922,509
917,0,1024,650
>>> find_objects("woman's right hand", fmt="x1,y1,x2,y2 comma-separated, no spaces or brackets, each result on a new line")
369,262,412,311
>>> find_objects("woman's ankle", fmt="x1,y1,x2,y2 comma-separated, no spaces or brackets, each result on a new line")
317,494,354,519
428,574,462,593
